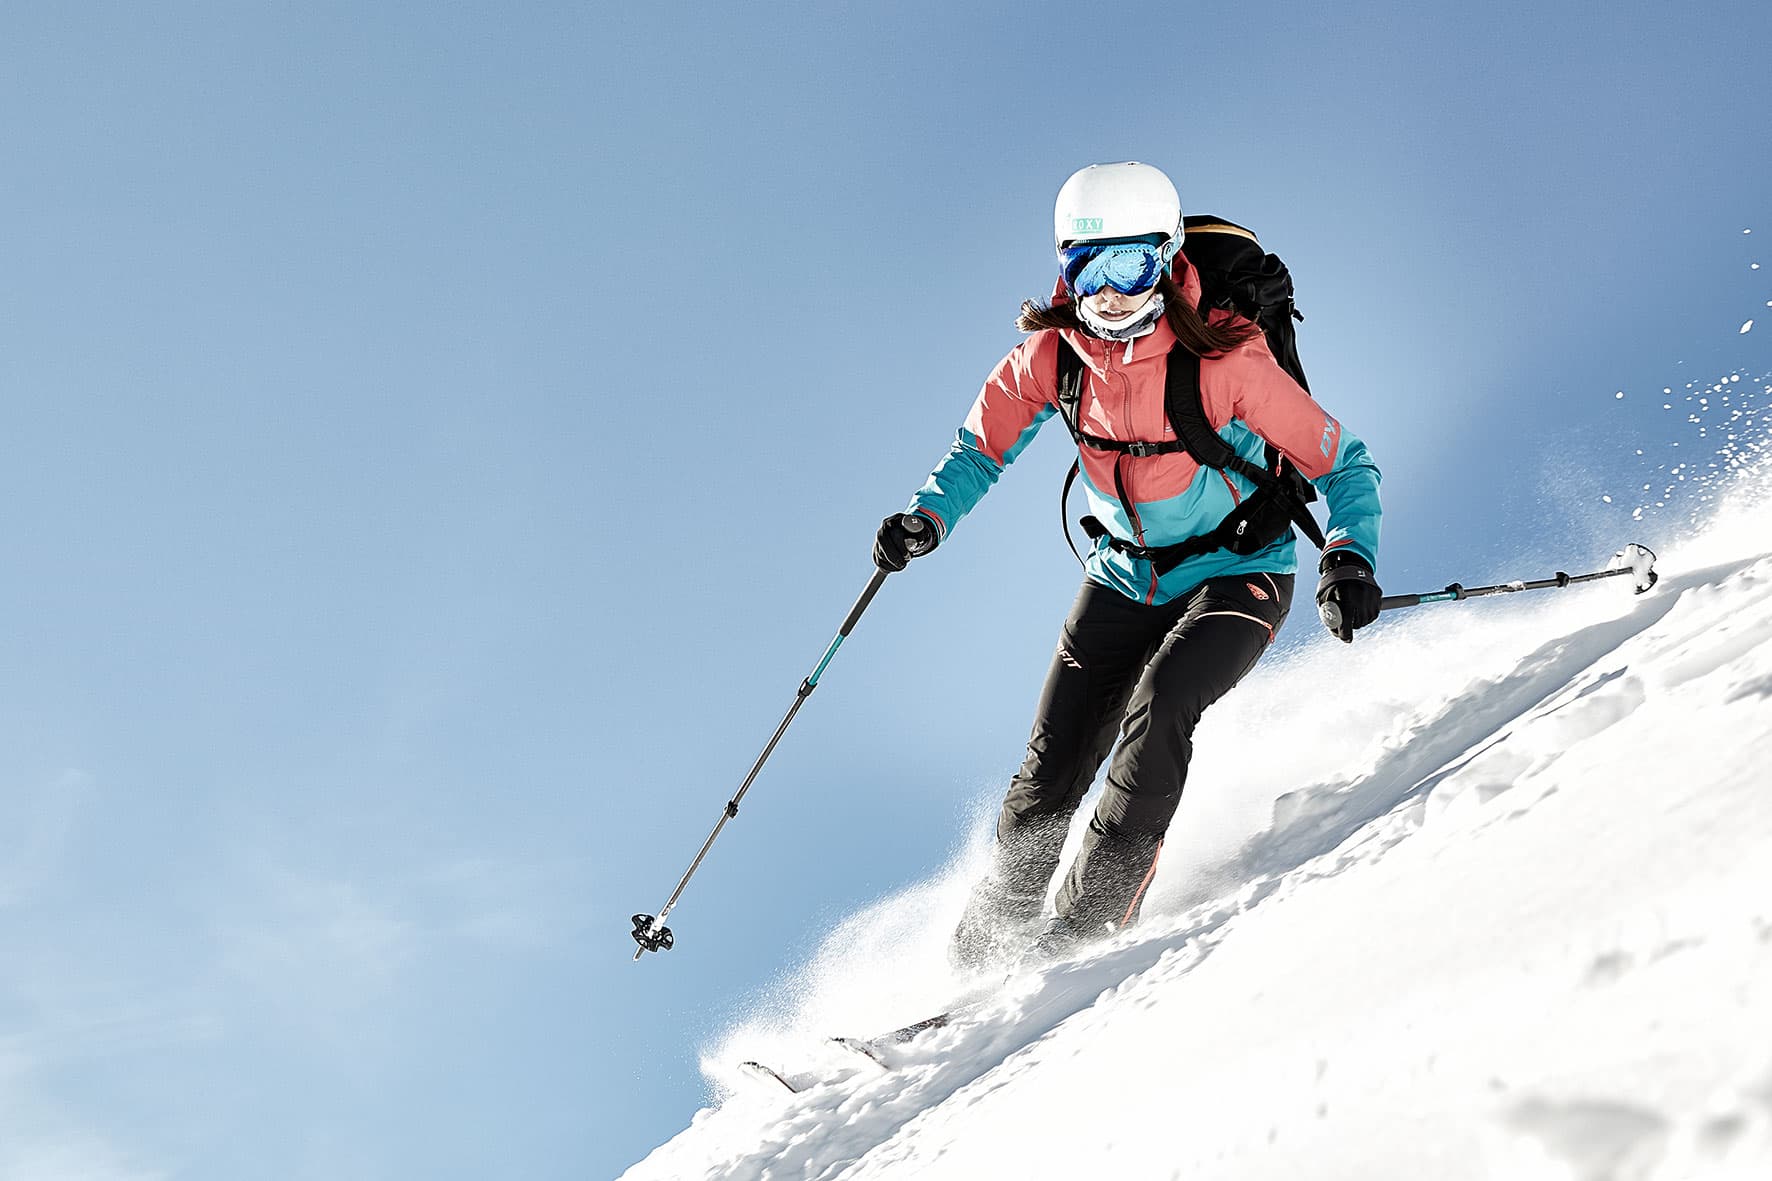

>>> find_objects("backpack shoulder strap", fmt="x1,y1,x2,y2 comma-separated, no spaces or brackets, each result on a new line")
1162,349,1276,489
1163,346,1329,551
1053,335,1085,441
1053,336,1089,566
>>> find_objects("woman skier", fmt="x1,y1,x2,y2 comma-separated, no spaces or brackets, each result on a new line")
873,162,1384,969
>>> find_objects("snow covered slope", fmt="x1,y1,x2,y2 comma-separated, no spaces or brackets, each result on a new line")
623,473,1772,1181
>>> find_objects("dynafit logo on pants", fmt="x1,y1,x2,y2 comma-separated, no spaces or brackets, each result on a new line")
1070,217,1104,234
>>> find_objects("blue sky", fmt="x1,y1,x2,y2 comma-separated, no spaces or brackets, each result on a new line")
1,3,1767,1179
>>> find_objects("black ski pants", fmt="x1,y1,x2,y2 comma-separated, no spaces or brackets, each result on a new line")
991,571,1294,932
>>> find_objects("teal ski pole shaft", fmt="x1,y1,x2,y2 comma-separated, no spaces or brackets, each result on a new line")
631,565,894,961
1320,543,1658,632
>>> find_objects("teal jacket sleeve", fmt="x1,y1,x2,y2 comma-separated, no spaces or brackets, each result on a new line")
1311,430,1382,570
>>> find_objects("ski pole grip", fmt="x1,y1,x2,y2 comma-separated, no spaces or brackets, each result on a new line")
1620,543,1659,593
900,512,938,559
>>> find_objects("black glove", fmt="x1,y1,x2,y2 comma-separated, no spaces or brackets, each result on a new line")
1316,551,1382,643
873,512,939,572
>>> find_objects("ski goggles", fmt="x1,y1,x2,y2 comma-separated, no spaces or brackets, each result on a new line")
1059,239,1169,296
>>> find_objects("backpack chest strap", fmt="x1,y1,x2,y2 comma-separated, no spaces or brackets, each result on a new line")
1074,433,1188,459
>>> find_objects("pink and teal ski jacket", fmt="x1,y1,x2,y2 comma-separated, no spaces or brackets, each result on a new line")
907,259,1382,606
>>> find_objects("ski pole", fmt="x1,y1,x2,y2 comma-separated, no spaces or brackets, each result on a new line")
1319,543,1658,634
631,520,926,961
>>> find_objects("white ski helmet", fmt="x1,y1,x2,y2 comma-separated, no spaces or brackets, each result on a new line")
1053,161,1183,258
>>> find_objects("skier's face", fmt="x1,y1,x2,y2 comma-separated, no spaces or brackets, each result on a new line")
1079,284,1158,324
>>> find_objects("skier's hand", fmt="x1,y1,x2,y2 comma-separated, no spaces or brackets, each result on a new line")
1316,551,1381,643
873,512,939,572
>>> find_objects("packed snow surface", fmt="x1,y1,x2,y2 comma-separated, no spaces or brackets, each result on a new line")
623,475,1772,1181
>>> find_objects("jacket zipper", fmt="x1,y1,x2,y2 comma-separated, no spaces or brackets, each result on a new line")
1098,338,1159,604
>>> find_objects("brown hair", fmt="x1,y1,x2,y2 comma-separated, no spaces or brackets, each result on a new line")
1016,271,1261,357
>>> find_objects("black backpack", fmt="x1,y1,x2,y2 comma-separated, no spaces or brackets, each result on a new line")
1054,214,1327,575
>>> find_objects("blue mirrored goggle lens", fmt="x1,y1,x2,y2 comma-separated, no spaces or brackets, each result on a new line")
1061,242,1164,296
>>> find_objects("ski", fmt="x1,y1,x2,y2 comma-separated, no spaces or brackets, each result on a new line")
736,1059,819,1094
874,1009,956,1043
830,1035,890,1068
734,1009,956,1092
826,1008,960,1071
731,956,1070,1085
